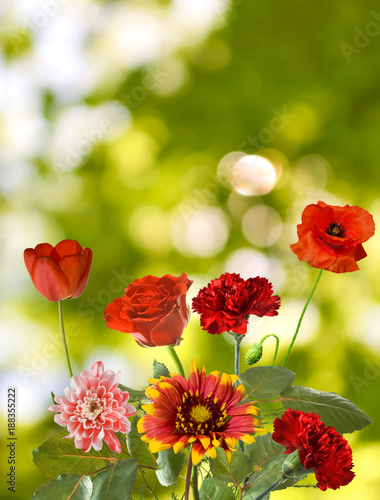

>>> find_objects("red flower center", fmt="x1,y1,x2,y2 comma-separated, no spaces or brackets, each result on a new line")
175,392,228,435
325,221,346,238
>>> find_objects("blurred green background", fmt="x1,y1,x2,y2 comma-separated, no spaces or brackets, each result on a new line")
1,0,380,498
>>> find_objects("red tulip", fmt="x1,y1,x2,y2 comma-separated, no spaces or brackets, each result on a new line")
24,239,92,302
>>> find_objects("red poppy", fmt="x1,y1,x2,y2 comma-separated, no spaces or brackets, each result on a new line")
272,408,355,490
104,273,192,347
192,273,280,335
24,239,92,302
290,201,375,273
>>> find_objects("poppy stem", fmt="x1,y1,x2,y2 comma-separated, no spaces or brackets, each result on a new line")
260,334,280,365
166,346,185,378
58,300,73,379
282,269,323,367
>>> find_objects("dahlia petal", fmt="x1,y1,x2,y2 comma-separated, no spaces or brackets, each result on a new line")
91,361,104,378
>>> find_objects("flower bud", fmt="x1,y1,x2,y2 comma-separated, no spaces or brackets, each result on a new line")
245,343,263,365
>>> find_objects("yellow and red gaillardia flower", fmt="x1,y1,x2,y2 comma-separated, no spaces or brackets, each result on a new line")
137,360,265,465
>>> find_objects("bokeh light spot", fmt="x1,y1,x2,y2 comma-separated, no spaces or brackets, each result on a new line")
242,204,282,247
231,155,277,196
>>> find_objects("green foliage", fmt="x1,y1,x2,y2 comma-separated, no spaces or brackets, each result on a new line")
153,360,171,379
91,459,138,500
209,447,253,485
118,384,146,402
31,474,93,500
33,430,120,479
126,416,157,468
244,434,296,498
280,385,373,433
155,449,185,487
239,366,296,400
199,477,236,500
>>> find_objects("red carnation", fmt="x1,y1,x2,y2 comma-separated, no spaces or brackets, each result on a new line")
290,201,375,273
272,408,355,490
191,273,280,335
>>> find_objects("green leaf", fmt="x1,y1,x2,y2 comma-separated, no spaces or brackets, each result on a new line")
33,430,120,479
239,366,296,400
31,474,93,499
280,385,373,433
153,360,170,379
118,384,146,402
243,434,296,498
155,449,185,486
126,416,157,468
91,458,138,500
199,477,236,500
209,448,253,484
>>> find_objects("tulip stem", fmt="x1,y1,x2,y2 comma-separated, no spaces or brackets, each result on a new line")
58,300,73,379
282,269,323,367
166,346,185,378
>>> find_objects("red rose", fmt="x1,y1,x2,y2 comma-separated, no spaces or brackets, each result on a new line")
104,273,193,347
290,201,375,273
272,408,355,490
24,239,92,302
191,272,280,335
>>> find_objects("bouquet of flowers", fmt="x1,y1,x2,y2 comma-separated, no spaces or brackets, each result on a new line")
25,200,375,499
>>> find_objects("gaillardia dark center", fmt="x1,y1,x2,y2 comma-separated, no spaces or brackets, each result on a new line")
175,391,227,435
325,221,346,238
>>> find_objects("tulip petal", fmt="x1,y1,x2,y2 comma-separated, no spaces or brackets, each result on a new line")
24,249,37,276
55,239,84,258
72,248,93,298
58,253,88,298
31,257,70,301
34,243,55,257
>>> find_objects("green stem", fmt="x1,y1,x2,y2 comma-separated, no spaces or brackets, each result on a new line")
166,345,185,377
254,479,281,500
58,300,73,379
234,335,243,382
260,334,280,366
282,269,323,367
234,335,245,452
191,463,200,500
185,452,193,500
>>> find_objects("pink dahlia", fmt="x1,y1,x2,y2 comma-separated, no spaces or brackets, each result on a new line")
49,361,136,453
